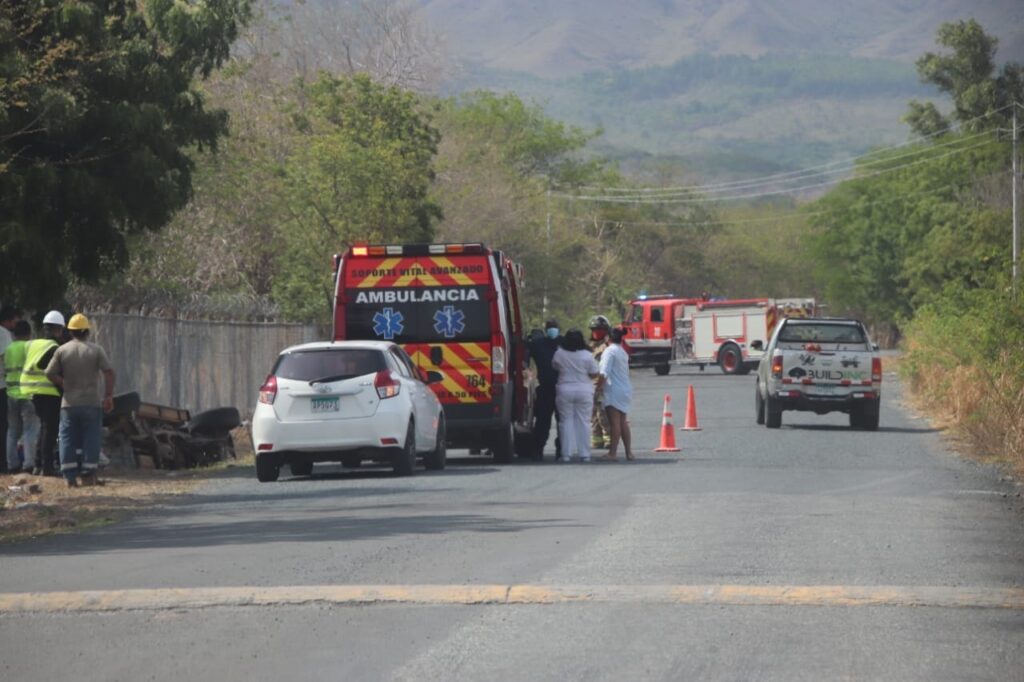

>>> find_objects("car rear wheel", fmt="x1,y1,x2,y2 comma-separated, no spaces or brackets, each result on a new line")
423,418,447,470
393,422,417,476
490,422,515,463
755,386,765,425
765,395,782,429
654,363,670,376
719,344,743,375
256,453,280,482
289,460,313,477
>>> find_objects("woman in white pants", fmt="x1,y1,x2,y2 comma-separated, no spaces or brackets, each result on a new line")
552,329,599,462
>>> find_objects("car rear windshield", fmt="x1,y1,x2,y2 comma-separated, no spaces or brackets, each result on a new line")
274,349,387,382
778,323,866,344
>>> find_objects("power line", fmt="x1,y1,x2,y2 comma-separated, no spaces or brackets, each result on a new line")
553,136,998,204
562,103,1017,196
572,129,996,200
565,173,1000,229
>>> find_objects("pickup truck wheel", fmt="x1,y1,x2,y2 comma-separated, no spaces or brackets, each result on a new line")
255,453,280,482
719,344,743,375
654,363,670,376
289,460,313,477
755,386,765,425
862,407,880,431
849,407,864,429
423,418,447,470
765,395,782,429
393,422,417,476
490,422,515,463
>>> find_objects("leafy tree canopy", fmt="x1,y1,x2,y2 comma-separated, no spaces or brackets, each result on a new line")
0,0,252,310
273,73,442,322
904,19,1023,136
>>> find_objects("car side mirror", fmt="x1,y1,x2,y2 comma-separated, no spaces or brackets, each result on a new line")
871,343,879,352
750,340,764,351
425,370,444,384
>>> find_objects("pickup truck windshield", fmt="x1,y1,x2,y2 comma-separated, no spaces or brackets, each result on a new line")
778,324,866,344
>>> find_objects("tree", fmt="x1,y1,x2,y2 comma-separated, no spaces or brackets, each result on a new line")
0,0,252,310
272,73,442,322
78,0,448,314
905,19,1023,136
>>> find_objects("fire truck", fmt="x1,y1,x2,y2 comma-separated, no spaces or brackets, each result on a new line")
623,295,815,375
621,295,704,374
331,242,534,461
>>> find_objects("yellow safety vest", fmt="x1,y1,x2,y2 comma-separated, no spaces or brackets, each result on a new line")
4,339,28,400
20,338,59,398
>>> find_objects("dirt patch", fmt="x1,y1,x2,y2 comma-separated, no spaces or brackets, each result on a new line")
0,426,253,544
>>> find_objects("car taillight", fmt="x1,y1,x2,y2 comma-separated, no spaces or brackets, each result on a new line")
771,353,784,378
258,374,278,405
872,357,882,383
374,369,401,399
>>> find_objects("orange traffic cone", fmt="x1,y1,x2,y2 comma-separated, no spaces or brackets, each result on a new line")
654,394,681,452
680,384,701,431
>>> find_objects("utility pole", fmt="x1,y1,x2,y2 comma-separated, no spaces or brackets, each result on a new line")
542,187,552,320
1013,105,1020,294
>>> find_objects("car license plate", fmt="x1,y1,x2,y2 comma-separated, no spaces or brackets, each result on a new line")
811,385,837,395
311,397,340,413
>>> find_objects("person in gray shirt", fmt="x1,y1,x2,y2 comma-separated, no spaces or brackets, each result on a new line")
45,314,114,487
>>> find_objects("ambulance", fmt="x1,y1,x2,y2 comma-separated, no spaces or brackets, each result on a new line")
332,243,533,461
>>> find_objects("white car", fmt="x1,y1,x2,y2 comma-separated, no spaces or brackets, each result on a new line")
251,341,446,482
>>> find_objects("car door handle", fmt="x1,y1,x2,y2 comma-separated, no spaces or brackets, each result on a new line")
430,347,443,365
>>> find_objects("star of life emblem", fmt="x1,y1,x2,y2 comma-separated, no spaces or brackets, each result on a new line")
373,307,405,340
433,305,466,338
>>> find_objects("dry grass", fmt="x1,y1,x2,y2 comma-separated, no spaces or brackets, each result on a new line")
901,356,1024,475
0,427,254,544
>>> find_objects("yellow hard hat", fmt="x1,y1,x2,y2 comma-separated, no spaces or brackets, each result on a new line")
67,313,90,331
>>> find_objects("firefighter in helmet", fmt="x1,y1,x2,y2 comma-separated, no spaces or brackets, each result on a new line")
588,315,613,449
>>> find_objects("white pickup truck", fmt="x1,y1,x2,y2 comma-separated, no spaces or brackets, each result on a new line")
754,317,881,430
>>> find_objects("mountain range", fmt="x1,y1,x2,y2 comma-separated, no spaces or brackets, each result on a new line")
418,0,1024,77
415,1,1023,177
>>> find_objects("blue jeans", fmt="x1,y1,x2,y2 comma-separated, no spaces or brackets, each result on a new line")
59,406,103,480
7,398,40,471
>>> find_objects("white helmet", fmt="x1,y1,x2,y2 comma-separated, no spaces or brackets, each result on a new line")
42,310,65,327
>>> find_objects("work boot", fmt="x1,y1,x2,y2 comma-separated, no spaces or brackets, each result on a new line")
64,477,78,488
80,472,97,487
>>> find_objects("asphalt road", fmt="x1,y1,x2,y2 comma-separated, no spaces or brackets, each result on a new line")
2,366,1023,681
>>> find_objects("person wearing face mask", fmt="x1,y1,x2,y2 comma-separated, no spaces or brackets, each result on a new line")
527,319,563,460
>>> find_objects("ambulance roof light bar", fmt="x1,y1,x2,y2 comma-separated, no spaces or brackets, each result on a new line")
348,243,485,257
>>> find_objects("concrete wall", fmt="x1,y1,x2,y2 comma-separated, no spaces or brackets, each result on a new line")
87,313,320,417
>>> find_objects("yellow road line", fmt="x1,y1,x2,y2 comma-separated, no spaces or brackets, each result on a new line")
2,585,1024,614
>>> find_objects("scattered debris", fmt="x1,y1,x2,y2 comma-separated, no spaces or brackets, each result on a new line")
104,392,241,470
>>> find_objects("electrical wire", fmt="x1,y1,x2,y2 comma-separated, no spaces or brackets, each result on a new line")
562,102,1017,196
552,136,998,204
565,171,1001,229
571,129,995,199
